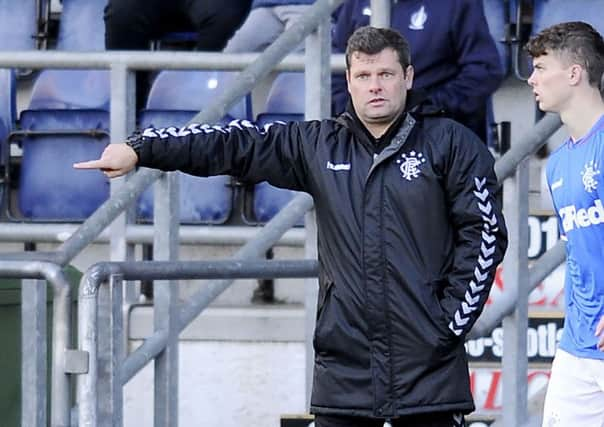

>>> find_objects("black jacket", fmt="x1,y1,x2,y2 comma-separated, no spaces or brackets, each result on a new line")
134,106,507,417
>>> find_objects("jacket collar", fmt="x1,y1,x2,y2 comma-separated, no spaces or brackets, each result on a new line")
337,89,428,151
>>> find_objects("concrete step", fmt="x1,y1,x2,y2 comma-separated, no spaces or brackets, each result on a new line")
128,303,306,342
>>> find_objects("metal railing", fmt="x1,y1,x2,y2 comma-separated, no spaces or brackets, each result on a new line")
0,0,568,425
0,0,340,425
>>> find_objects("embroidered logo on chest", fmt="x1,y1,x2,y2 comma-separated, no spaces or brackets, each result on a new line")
581,160,600,193
396,151,426,181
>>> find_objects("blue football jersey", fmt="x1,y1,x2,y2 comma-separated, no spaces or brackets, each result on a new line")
546,115,604,360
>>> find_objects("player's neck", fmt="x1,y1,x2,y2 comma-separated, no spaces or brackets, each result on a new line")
560,91,604,142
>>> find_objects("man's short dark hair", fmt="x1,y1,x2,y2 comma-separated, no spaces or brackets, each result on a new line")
345,26,411,71
526,21,604,90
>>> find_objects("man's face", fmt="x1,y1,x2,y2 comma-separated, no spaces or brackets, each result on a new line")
346,48,413,135
527,51,574,113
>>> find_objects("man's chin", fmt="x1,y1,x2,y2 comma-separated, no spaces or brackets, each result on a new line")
366,112,397,123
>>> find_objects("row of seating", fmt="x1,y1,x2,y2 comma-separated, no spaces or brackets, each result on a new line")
15,70,304,223
1,0,604,224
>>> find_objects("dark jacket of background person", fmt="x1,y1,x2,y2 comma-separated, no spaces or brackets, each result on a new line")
332,0,505,141
131,93,508,417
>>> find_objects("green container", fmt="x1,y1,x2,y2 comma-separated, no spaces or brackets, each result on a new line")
0,265,81,427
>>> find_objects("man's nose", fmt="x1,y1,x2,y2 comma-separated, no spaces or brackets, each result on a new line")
527,71,537,87
369,77,382,93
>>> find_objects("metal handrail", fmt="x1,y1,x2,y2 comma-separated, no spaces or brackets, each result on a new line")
77,259,318,426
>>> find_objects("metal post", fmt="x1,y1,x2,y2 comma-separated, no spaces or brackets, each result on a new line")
153,172,179,427
0,261,72,427
370,0,391,28
78,273,102,427
501,156,529,427
303,12,330,408
97,274,124,427
21,278,47,427
47,265,73,427
109,64,137,299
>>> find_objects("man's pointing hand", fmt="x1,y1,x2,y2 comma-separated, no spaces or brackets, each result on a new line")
73,143,138,178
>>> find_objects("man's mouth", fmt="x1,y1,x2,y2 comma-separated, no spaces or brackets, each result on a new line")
369,98,386,105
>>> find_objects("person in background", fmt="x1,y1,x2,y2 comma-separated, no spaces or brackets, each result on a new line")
223,0,314,53
526,21,604,427
74,26,507,427
104,0,252,51
104,0,252,108
332,0,504,142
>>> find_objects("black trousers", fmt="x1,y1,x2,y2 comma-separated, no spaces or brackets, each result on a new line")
314,412,466,427
104,0,252,51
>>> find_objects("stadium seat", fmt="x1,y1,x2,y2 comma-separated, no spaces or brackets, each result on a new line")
482,0,510,75
250,72,306,225
0,1,40,213
56,0,106,52
532,0,604,35
17,110,110,220
0,70,15,161
14,0,110,220
137,70,252,224
0,0,38,50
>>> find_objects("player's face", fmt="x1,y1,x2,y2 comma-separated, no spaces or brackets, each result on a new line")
346,48,413,137
528,51,573,113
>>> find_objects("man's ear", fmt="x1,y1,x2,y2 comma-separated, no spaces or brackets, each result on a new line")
346,70,351,93
404,65,414,89
568,64,584,86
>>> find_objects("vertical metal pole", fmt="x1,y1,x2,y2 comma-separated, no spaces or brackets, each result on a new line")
153,172,180,427
110,65,137,297
97,274,124,427
502,156,529,427
370,0,391,28
78,277,100,427
21,279,47,427
49,268,73,427
304,14,330,408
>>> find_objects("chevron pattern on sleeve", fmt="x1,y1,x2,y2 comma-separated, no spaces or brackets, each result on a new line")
448,177,499,337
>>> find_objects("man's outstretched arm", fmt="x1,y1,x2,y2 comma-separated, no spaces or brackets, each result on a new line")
73,120,317,193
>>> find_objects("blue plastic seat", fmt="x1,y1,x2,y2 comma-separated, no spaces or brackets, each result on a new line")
482,0,510,75
145,70,251,119
0,1,38,50
532,0,604,35
17,110,110,220
0,70,15,161
56,0,106,52
0,1,39,213
137,70,252,224
15,0,110,220
256,72,305,121
250,72,306,225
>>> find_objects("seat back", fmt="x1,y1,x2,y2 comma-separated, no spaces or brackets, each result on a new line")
137,110,233,224
136,70,252,224
0,69,15,150
532,0,604,35
261,72,305,117
29,69,110,110
249,72,306,225
145,70,251,120
17,110,110,220
56,0,106,51
482,0,510,75
15,0,110,220
0,0,37,50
